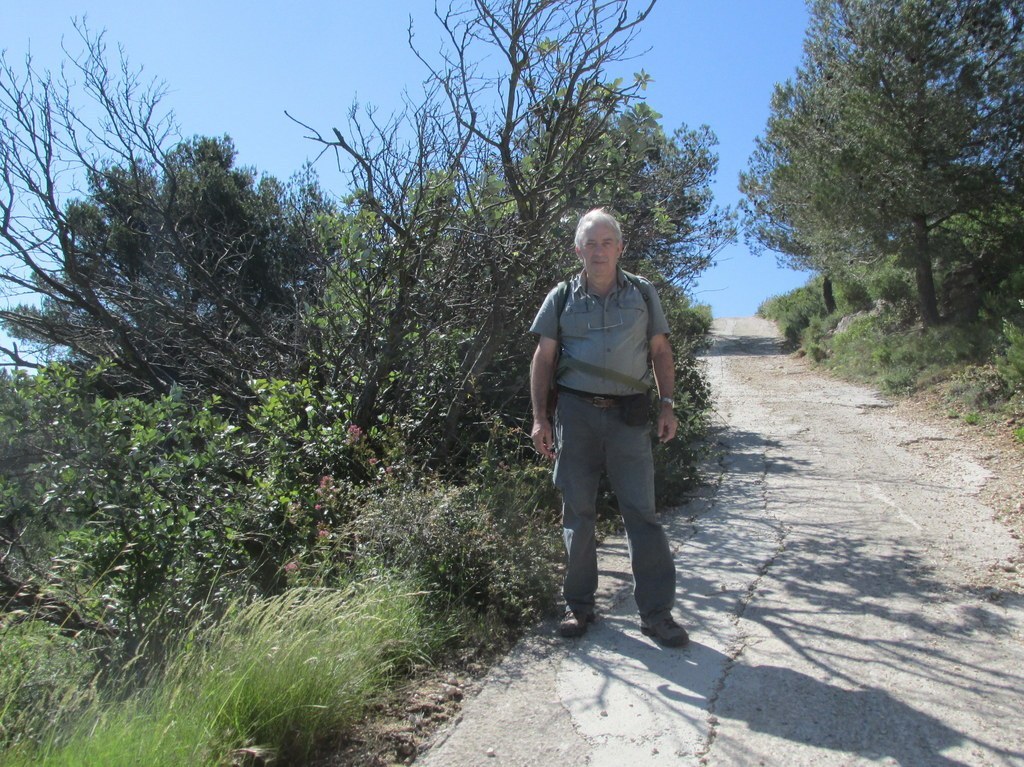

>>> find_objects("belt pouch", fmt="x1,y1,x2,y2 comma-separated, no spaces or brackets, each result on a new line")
621,392,650,427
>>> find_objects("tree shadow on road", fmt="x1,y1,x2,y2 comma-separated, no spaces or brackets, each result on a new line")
712,662,980,767
571,576,1022,765
569,422,1024,765
569,630,983,766
705,333,786,358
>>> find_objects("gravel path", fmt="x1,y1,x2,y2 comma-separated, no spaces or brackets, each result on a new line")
416,316,1024,767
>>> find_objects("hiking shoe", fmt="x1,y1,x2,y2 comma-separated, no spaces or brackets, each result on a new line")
559,609,595,638
640,615,689,647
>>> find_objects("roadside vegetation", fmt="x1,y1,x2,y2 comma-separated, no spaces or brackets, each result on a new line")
743,0,1024,446
759,275,1024,441
7,0,1022,762
0,2,723,764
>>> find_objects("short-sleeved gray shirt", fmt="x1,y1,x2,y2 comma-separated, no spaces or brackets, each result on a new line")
530,269,670,396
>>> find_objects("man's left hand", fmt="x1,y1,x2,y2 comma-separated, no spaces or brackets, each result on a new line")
656,404,677,443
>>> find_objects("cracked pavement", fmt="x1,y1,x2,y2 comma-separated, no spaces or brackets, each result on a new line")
415,316,1024,767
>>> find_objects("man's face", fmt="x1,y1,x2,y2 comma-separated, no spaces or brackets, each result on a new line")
575,222,623,279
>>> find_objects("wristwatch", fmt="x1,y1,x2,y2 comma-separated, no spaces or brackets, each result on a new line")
659,396,674,407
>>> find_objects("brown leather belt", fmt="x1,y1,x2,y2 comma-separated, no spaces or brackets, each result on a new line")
559,386,624,409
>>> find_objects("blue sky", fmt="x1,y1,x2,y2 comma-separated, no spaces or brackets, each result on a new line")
6,0,812,323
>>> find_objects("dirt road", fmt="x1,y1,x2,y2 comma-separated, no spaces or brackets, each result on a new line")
416,316,1024,766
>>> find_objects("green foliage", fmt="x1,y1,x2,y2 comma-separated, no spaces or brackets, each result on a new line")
861,262,916,310
347,449,563,631
832,279,873,314
997,316,1024,393
759,281,829,347
826,314,991,394
1,366,242,660
0,621,98,752
1,361,436,668
5,579,437,767
742,0,1024,328
654,289,713,503
943,365,1009,412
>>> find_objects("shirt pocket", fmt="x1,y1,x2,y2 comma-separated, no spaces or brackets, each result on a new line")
560,302,592,339
617,292,648,335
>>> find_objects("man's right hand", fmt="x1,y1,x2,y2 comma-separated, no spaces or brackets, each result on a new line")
531,419,556,460
530,338,559,461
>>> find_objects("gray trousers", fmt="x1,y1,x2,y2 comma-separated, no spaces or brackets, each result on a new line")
552,392,677,621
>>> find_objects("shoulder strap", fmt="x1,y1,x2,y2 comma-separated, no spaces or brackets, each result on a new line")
555,280,570,317
621,270,651,303
561,357,650,392
552,271,652,393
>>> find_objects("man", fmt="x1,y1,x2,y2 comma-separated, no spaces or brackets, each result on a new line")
529,208,688,647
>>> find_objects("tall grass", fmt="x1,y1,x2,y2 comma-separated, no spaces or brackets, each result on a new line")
825,315,995,394
4,577,442,766
0,621,100,756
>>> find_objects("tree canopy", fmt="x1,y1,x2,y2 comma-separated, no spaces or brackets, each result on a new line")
741,0,1024,326
0,2,731,466
0,31,332,405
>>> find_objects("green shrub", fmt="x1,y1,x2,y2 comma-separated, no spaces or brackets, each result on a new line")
943,365,1008,411
981,267,1024,326
0,364,421,675
0,365,274,669
758,279,827,346
834,278,873,314
864,261,916,307
997,316,1024,393
803,312,840,348
654,384,710,505
653,294,713,505
826,314,994,395
347,467,562,630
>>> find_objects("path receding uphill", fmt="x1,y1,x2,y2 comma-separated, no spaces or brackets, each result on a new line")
415,316,1024,767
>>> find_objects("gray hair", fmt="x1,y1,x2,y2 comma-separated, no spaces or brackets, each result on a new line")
574,208,623,249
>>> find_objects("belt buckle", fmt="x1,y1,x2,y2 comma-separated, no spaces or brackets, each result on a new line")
592,395,616,408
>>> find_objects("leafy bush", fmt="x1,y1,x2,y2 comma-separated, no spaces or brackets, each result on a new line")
997,316,1024,393
347,462,562,631
0,365,268,668
826,313,996,395
863,261,916,308
833,278,873,313
944,365,1009,412
0,364,422,669
655,293,713,504
758,280,828,346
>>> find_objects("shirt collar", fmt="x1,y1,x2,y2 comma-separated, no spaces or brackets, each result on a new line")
575,267,626,297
